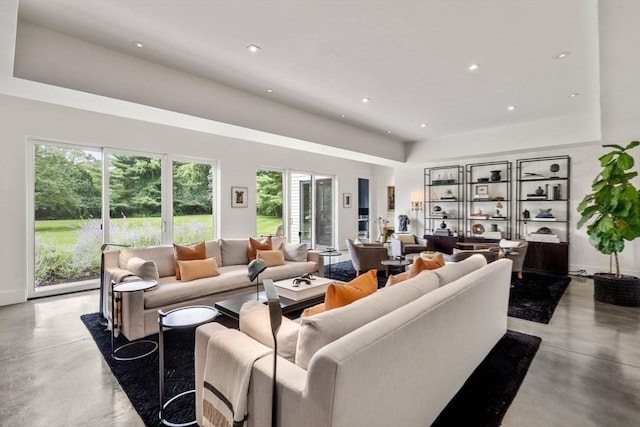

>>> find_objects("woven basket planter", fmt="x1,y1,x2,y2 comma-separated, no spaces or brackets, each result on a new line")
593,273,640,307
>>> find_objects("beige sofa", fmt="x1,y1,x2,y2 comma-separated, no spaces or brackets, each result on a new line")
103,238,323,341
195,255,512,426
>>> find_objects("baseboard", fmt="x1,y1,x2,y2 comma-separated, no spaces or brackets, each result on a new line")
0,288,27,306
569,263,640,279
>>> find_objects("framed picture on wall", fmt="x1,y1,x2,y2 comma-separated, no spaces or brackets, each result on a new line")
343,193,353,208
387,186,395,211
231,186,248,208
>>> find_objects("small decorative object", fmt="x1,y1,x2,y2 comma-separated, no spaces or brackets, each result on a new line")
398,215,410,232
550,163,560,178
343,193,352,208
535,186,545,196
433,205,442,212
247,258,267,300
536,227,552,234
490,224,498,232
536,208,554,218
472,224,485,235
231,186,248,208
522,209,530,222
440,221,447,229
490,170,502,181
374,216,389,239
477,177,490,182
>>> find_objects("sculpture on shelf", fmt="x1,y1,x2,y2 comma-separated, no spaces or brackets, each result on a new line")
398,215,410,232
490,170,502,181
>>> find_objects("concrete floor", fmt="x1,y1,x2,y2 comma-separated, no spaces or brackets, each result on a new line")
0,275,639,426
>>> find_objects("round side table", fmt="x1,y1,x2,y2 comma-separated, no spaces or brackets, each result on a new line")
158,305,219,427
320,249,341,277
111,279,158,361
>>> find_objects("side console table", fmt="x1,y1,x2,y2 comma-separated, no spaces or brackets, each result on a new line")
111,279,158,361
158,305,219,427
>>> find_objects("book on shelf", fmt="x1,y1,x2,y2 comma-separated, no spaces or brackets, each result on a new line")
440,196,457,200
533,216,557,221
526,195,548,200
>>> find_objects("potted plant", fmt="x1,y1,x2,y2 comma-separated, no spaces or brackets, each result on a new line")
577,140,640,306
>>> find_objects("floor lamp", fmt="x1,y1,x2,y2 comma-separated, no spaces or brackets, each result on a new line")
263,278,282,427
247,259,267,301
99,243,129,326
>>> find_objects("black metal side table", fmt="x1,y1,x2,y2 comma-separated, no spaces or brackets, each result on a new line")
158,305,219,427
111,279,158,361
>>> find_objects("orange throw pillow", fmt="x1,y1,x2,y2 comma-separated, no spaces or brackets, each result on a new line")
301,303,326,318
324,269,377,310
173,242,206,280
248,237,272,261
407,253,445,278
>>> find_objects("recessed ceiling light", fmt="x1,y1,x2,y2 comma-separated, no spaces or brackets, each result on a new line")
568,92,579,98
468,63,480,71
340,114,346,118
246,44,261,53
266,88,273,93
362,97,371,103
555,51,570,59
387,130,392,134
421,123,428,128
507,105,517,111
132,41,144,48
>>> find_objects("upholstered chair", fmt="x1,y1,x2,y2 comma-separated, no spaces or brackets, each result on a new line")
345,238,389,275
498,239,528,279
390,233,428,257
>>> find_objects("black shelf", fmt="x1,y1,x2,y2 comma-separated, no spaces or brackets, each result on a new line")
424,165,464,237
465,161,511,239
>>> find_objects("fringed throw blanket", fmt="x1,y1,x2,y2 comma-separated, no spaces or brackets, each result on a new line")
203,328,273,427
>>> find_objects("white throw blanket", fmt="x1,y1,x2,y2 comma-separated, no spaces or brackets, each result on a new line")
202,328,273,427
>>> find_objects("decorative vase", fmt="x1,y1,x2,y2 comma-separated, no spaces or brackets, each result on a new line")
490,170,502,182
593,273,640,307
535,186,544,195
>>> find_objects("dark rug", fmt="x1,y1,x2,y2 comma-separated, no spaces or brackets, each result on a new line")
326,261,571,324
82,313,540,427
509,271,571,324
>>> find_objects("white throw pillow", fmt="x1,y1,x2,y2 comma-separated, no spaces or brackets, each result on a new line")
239,300,299,362
394,233,416,244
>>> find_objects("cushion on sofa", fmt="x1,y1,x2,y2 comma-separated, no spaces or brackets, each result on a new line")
177,257,220,281
385,271,409,287
433,254,487,286
204,240,222,263
256,249,286,267
295,269,439,369
119,245,175,278
324,269,377,310
248,237,272,261
394,233,416,244
173,242,206,280
269,236,286,250
239,300,299,363
220,239,250,266
126,256,160,281
281,242,309,262
408,253,445,278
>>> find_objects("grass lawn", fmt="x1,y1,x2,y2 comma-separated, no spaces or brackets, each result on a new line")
36,215,283,248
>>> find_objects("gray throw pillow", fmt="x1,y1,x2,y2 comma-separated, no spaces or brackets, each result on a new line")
126,256,160,281
282,242,308,262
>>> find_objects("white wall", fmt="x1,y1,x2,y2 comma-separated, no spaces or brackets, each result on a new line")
392,142,640,278
0,94,384,306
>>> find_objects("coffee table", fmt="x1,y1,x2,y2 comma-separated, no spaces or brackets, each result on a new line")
381,259,410,277
216,277,339,319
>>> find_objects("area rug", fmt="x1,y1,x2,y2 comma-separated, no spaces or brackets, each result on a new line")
326,261,571,324
509,271,571,324
81,312,540,427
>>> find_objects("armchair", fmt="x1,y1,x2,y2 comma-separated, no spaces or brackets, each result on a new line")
390,233,428,258
345,238,389,275
498,239,528,279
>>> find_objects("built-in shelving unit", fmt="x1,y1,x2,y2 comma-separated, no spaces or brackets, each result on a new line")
424,165,464,237
516,155,571,274
465,161,511,240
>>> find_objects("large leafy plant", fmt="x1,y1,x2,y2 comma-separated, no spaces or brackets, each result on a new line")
577,141,640,278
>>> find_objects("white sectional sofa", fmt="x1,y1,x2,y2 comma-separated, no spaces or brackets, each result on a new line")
103,238,322,341
195,255,513,427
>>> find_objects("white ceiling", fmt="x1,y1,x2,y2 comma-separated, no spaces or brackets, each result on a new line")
17,0,600,143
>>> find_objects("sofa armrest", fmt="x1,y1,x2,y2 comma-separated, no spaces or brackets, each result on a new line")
416,236,428,247
307,250,324,277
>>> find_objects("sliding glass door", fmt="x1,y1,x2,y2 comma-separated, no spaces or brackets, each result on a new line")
29,140,217,298
289,171,334,249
